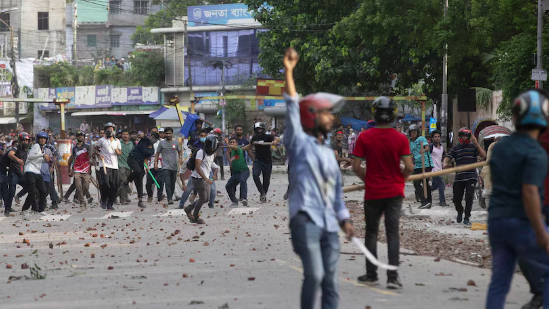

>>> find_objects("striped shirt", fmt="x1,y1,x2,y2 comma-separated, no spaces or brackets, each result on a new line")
446,143,480,182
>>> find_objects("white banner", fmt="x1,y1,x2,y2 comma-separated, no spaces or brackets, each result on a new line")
75,86,96,108
111,87,127,105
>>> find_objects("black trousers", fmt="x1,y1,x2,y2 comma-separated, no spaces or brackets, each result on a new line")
162,169,177,201
413,167,432,204
22,172,47,212
215,156,224,178
364,196,402,278
453,179,476,219
127,156,145,199
97,167,120,206
146,169,164,201
252,160,272,195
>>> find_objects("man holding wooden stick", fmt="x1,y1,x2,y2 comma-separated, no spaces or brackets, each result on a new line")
94,122,122,210
352,97,414,289
409,124,434,209
443,128,486,225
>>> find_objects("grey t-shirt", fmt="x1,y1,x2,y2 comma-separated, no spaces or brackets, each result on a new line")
156,139,181,171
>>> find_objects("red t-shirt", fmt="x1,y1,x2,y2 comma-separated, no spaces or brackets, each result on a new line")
352,127,411,200
539,130,549,204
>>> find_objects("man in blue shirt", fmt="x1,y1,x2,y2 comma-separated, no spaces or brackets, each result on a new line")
409,124,434,209
283,48,355,309
486,89,549,308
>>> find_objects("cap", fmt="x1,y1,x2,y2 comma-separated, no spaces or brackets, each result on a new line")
121,58,125,61
159,128,165,132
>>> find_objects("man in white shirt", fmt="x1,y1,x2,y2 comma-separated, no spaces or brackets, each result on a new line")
183,134,218,224
80,120,89,133
21,132,50,215
429,130,448,206
94,122,122,210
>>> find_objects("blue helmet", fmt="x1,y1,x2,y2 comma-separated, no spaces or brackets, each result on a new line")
512,90,549,129
36,131,48,142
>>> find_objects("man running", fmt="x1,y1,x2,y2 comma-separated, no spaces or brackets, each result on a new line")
430,130,448,206
443,128,486,224
21,132,50,215
409,124,434,209
125,134,155,208
225,137,250,207
154,127,182,205
352,97,414,289
242,122,279,203
67,131,91,207
95,122,122,210
117,129,133,205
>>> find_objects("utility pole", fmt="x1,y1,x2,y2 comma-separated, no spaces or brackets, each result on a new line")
73,0,78,66
10,25,19,129
221,61,226,134
537,0,544,89
441,0,448,148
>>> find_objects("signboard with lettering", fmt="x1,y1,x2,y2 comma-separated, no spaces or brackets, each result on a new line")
127,87,143,105
188,3,256,26
111,87,127,105
94,85,112,108
429,118,437,133
56,87,76,108
37,88,57,110
75,86,95,108
196,92,219,105
142,87,159,105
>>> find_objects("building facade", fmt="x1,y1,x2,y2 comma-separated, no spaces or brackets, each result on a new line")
65,0,160,63
0,0,66,59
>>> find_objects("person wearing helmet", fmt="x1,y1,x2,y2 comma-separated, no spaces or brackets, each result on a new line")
183,134,219,224
486,89,549,308
429,130,448,207
95,122,122,210
408,123,434,209
443,127,486,225
240,121,279,203
352,96,414,289
125,133,155,208
188,119,213,150
154,127,182,205
67,131,92,207
283,48,355,308
1,135,27,216
21,131,50,215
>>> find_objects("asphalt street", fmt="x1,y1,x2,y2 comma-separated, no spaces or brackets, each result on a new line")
0,167,532,308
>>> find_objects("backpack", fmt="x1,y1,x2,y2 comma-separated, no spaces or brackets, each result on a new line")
186,148,207,171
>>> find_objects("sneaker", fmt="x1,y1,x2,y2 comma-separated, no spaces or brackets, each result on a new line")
50,204,59,210
189,195,196,203
174,196,180,201
418,202,431,209
221,176,225,180
168,200,174,205
463,218,471,225
357,275,379,286
4,210,9,217
439,202,449,207
260,194,267,203
120,200,130,205
63,197,71,204
522,294,543,309
242,199,248,207
100,202,107,210
147,197,153,203
138,201,146,208
184,206,193,221
387,277,403,290
457,211,463,223
230,202,239,208
87,197,94,204
107,205,115,211
191,217,205,224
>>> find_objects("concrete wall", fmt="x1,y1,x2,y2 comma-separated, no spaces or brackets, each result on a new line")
0,0,66,59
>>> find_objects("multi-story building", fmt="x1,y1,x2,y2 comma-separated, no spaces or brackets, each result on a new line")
0,0,66,59
65,0,160,63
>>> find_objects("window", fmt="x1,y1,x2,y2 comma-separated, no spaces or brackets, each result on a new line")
38,50,49,58
0,13,10,32
87,34,97,47
110,35,120,48
109,1,121,14
133,1,149,15
38,12,49,30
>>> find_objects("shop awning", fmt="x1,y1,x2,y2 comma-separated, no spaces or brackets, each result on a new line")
0,117,27,124
149,106,169,118
70,111,155,116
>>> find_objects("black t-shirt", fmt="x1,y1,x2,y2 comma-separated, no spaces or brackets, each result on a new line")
8,146,27,177
251,134,275,164
331,142,343,157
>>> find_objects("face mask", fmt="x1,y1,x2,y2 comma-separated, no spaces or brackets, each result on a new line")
106,129,114,137
200,137,206,143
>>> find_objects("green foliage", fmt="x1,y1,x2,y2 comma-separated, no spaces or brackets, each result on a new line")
30,264,46,280
35,51,165,88
219,99,247,131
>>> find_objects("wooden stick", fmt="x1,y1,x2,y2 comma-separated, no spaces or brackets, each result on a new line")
343,161,488,193
253,142,274,145
421,100,427,199
100,157,107,175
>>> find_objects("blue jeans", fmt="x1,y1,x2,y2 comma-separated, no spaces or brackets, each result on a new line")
290,212,340,309
487,217,549,309
431,176,446,204
225,169,250,202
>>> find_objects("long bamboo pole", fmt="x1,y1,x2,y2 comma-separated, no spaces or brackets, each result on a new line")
343,161,488,193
